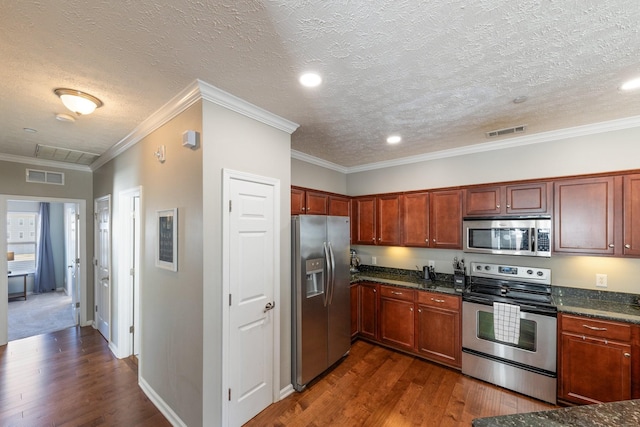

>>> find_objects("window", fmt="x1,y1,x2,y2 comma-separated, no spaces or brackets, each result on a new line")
7,212,38,272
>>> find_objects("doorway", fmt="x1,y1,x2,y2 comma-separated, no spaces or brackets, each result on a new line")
1,195,87,345
117,187,142,359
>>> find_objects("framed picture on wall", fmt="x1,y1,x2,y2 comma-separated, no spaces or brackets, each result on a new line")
156,208,178,271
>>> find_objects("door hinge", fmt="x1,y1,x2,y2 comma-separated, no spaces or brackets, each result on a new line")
95,305,98,312
76,213,80,220
229,294,232,306
129,325,134,334
94,259,98,266
75,302,80,308
94,212,98,220
228,388,231,401
130,268,135,276
229,200,232,212
76,258,80,265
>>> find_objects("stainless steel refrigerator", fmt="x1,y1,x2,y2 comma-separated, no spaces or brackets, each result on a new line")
292,215,351,391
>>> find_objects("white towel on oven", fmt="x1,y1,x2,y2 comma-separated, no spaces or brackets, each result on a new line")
493,302,520,345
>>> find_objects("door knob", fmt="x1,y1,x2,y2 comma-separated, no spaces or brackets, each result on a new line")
264,301,275,313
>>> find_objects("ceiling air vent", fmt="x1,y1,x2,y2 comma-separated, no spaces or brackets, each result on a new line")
26,168,65,185
485,125,527,138
35,144,99,166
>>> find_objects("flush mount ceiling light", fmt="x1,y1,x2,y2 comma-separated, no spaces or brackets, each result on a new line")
386,135,402,144
620,77,640,91
55,113,76,123
299,72,322,87
513,95,528,104
54,88,103,115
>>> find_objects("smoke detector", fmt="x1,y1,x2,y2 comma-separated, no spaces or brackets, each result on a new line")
485,125,527,138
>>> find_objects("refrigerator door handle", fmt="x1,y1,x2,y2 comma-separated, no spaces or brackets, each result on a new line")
328,242,336,305
323,242,331,307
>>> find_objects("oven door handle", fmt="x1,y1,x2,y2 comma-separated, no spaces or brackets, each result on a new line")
530,227,536,253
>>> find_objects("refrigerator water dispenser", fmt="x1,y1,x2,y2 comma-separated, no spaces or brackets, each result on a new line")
305,258,325,298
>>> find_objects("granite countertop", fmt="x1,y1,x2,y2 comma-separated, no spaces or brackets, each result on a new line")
473,399,640,427
553,287,640,325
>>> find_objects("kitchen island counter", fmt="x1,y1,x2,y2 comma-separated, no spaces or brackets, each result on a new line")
473,399,640,426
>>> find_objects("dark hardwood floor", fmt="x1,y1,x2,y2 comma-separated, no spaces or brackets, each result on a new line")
0,326,170,426
246,340,556,426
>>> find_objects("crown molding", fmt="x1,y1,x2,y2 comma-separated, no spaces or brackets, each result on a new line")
291,149,349,174
91,80,299,170
307,115,640,174
197,80,299,134
0,153,92,172
90,81,202,170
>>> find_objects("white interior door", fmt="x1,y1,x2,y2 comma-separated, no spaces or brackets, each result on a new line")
132,195,141,356
65,204,80,324
95,196,111,340
225,172,279,427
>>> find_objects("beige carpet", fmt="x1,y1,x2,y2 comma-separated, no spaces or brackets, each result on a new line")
8,290,76,341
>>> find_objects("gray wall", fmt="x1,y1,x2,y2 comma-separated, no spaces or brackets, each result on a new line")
291,157,347,194
202,100,292,426
93,101,204,427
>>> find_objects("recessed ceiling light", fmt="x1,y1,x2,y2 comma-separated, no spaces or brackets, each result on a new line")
620,77,640,91
23,128,37,133
386,135,402,144
513,95,528,104
299,73,322,87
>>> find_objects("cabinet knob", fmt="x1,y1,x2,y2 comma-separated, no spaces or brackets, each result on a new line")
418,308,422,313
432,239,436,242
410,307,413,312
624,352,631,358
625,244,631,249
425,239,428,243
496,204,500,209
609,243,615,248
506,204,511,208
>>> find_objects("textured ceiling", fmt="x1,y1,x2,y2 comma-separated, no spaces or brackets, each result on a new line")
1,1,640,169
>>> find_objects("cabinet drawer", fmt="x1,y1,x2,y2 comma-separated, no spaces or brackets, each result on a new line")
561,314,631,342
416,292,460,311
379,286,414,302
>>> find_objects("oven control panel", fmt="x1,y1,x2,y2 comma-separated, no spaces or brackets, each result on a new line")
470,262,551,284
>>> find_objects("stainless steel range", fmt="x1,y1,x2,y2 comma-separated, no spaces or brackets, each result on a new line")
461,262,557,404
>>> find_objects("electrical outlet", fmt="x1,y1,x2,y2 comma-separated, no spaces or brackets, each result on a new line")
371,256,377,265
596,273,608,288
428,260,435,268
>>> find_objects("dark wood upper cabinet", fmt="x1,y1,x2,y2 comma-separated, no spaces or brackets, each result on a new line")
329,195,351,216
430,189,462,249
554,177,616,255
464,182,550,217
291,186,349,216
305,190,329,215
402,192,430,247
623,174,640,256
376,194,402,246
352,196,377,245
506,183,550,215
291,187,306,215
464,186,502,216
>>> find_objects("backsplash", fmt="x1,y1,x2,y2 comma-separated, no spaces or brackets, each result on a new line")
357,264,454,283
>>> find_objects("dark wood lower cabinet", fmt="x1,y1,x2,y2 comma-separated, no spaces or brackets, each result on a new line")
350,284,359,339
558,313,634,405
380,296,415,350
353,282,461,369
359,283,378,341
416,293,461,368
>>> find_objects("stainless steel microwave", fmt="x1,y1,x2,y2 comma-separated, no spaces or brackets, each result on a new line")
463,217,551,257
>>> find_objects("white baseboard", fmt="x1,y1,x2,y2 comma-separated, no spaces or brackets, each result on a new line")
139,376,187,427
280,383,294,400
80,320,93,327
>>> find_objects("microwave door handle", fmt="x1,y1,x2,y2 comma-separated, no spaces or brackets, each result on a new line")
531,228,536,253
